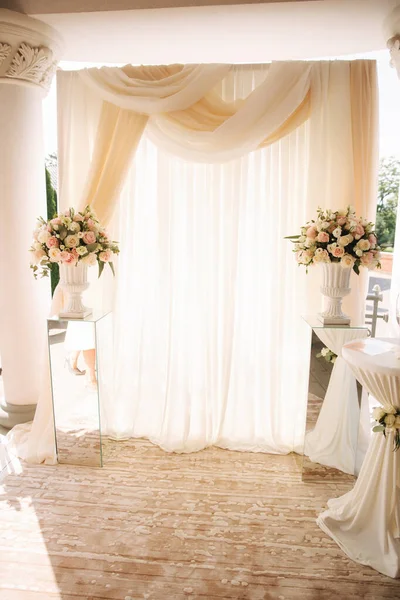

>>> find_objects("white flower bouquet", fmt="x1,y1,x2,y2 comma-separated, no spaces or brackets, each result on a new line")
30,206,119,278
285,206,381,274
316,347,337,364
372,406,400,451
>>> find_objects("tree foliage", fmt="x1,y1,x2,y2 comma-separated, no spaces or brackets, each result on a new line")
376,156,399,250
45,158,59,295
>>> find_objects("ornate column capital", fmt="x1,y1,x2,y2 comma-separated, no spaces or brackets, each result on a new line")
0,9,62,94
384,6,400,80
387,35,400,79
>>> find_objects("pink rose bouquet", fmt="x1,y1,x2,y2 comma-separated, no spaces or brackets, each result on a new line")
30,205,120,279
285,206,381,274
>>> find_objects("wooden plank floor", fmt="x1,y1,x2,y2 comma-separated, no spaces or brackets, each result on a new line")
1,437,400,600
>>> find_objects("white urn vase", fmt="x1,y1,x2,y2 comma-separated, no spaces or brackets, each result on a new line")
319,262,352,325
59,262,92,319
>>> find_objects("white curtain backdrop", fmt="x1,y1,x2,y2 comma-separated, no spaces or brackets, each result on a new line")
107,127,311,453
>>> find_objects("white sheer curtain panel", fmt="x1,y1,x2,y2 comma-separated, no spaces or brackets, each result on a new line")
106,116,311,453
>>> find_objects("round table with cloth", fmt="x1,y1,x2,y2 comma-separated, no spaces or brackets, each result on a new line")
317,337,400,578
304,327,369,474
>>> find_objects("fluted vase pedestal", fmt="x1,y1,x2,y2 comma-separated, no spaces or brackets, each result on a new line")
319,262,352,326
59,263,92,319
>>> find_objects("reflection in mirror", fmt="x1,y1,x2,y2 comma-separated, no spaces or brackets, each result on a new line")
47,319,102,467
302,330,363,482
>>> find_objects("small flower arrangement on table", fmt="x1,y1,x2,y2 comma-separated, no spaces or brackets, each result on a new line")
30,206,119,278
372,406,400,452
285,206,381,273
316,347,337,364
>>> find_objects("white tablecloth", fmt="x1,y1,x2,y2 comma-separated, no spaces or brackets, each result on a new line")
305,328,368,474
318,338,400,578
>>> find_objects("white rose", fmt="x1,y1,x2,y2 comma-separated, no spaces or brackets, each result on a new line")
304,238,315,248
338,234,353,246
332,227,342,238
357,239,370,251
34,241,42,251
69,222,81,233
321,347,329,357
372,407,386,422
337,209,347,217
81,252,97,267
314,249,329,263
317,221,330,232
347,219,357,231
38,230,50,244
355,249,363,257
31,249,47,265
341,254,355,268
76,246,88,256
48,248,61,262
386,405,397,415
65,234,79,248
385,414,396,428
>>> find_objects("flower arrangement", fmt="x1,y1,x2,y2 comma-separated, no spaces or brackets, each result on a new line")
372,406,400,452
30,206,119,278
286,206,381,274
316,347,337,364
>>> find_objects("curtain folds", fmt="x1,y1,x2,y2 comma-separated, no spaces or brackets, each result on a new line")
8,59,379,463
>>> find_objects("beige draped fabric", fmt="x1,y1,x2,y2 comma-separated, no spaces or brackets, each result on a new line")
57,60,378,234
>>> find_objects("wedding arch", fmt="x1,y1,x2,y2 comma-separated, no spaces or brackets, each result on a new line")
11,59,378,462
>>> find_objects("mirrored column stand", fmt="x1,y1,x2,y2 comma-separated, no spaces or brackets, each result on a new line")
47,311,112,467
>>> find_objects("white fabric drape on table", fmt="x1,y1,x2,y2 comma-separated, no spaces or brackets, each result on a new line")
304,328,369,474
318,340,400,578
7,60,378,462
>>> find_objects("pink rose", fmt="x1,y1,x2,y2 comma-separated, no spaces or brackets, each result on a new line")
64,210,71,217
47,224,52,232
51,217,62,227
353,223,365,240
332,246,345,258
368,234,377,247
60,251,77,265
82,231,96,244
73,213,84,222
99,249,112,262
86,218,97,231
317,231,329,243
306,226,317,239
337,216,347,226
360,252,373,266
46,236,59,249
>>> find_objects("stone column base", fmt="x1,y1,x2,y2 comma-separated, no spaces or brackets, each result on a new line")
0,400,36,429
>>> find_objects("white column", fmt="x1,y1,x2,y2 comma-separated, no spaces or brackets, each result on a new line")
386,9,400,336
0,9,62,427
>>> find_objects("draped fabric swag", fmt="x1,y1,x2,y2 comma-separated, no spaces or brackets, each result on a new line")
9,60,378,462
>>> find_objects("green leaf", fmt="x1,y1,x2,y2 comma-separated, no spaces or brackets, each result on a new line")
98,260,105,279
353,262,360,276
284,235,301,239
58,225,67,240
109,261,115,277
372,425,385,433
86,243,98,253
